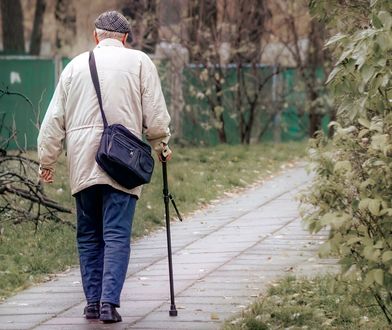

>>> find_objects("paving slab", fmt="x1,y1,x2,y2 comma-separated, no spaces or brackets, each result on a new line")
0,164,338,330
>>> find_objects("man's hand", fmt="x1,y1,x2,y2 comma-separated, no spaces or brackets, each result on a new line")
39,167,54,183
158,144,172,162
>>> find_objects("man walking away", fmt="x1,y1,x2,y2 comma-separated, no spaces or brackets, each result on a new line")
38,11,171,323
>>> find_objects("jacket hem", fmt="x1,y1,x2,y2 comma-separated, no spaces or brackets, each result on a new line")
71,177,142,198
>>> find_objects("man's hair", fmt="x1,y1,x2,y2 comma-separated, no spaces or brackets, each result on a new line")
95,28,126,41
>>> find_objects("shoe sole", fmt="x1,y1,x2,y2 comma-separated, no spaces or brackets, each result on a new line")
100,313,122,323
85,314,100,319
100,317,122,323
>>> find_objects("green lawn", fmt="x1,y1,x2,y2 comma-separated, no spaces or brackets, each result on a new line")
0,142,307,301
222,275,390,329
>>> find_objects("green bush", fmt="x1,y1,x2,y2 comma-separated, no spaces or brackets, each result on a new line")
302,0,392,323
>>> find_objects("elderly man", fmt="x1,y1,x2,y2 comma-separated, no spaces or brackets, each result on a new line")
38,11,171,323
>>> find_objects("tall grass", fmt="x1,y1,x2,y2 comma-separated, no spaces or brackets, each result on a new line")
0,142,306,300
223,275,389,329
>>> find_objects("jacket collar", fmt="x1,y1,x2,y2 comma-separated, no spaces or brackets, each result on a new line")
96,38,125,48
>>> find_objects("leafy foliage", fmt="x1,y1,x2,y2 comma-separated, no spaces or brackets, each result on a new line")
302,0,392,322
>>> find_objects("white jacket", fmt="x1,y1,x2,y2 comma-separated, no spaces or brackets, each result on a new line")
38,38,171,197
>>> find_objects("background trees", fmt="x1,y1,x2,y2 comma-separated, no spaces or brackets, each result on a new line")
271,0,330,136
0,0,25,54
0,0,332,144
0,0,47,55
55,0,76,54
183,0,331,143
172,0,329,144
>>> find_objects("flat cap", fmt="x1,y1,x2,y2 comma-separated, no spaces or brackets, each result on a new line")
95,11,130,34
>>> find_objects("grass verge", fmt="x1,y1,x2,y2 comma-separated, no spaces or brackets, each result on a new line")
0,142,306,300
223,275,389,330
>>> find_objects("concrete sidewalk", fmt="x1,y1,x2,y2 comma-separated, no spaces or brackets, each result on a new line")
0,164,337,330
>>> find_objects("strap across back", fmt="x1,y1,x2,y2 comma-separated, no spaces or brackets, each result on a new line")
89,51,109,128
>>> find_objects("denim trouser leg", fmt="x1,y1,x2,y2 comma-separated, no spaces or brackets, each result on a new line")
76,186,104,304
75,185,136,307
100,185,136,306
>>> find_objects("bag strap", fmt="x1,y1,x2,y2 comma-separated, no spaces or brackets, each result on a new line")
88,51,108,128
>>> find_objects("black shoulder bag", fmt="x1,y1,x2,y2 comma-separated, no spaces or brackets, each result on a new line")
88,51,154,190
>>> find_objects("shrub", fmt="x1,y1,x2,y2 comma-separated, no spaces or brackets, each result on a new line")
302,0,392,323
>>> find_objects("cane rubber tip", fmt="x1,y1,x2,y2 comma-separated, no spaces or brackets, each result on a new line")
169,309,178,317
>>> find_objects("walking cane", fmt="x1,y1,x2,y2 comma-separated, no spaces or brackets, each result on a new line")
161,152,182,317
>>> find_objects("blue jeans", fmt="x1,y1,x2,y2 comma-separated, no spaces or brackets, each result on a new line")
75,184,137,307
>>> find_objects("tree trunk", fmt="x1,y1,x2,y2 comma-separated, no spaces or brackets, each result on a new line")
217,115,227,143
309,111,321,137
55,0,76,54
244,104,257,144
307,19,327,137
122,0,144,50
215,68,227,143
236,64,246,143
1,0,25,54
142,0,159,53
308,89,321,136
30,0,46,55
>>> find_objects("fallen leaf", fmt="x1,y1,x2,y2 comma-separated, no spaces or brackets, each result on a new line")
210,312,220,320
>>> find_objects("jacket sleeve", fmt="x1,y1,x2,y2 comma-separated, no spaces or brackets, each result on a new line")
140,55,171,152
37,68,70,171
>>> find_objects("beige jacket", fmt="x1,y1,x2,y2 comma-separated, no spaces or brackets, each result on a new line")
38,39,171,197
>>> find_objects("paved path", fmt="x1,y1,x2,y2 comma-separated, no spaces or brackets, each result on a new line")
0,164,337,330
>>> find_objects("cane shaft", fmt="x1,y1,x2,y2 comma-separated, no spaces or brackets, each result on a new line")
162,161,178,316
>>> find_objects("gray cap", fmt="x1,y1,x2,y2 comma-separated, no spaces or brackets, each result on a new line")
95,11,130,34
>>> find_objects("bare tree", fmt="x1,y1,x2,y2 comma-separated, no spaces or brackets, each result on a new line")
0,87,72,227
135,0,313,144
184,0,229,143
119,0,325,145
0,0,47,55
0,0,25,54
231,0,279,144
271,0,330,137
30,0,47,55
183,0,280,144
122,0,159,53
55,0,76,53
0,152,72,226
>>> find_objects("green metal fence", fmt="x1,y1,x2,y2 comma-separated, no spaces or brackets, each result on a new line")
0,56,56,149
180,66,326,145
0,56,326,148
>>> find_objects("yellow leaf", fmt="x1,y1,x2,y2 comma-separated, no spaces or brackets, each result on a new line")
382,251,392,263
364,270,374,287
210,313,220,320
334,160,352,173
358,117,370,128
358,198,370,210
319,241,331,257
373,269,384,286
368,199,381,216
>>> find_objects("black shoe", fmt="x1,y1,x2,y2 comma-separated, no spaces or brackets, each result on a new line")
84,302,100,319
99,302,122,323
